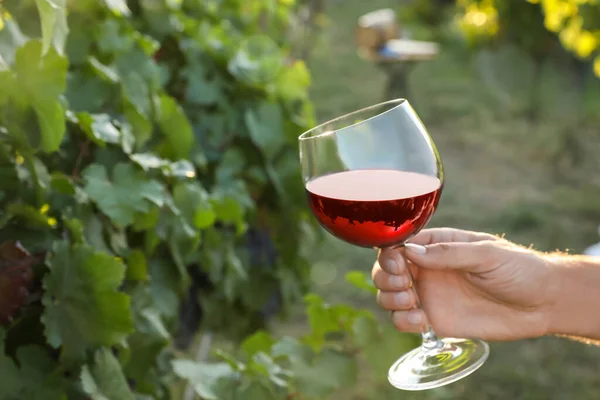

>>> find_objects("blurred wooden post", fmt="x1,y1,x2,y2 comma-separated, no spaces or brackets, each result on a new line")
356,9,439,102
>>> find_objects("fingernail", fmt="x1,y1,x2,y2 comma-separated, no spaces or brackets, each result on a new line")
405,243,427,254
394,291,411,307
385,258,401,274
407,310,423,325
389,275,407,289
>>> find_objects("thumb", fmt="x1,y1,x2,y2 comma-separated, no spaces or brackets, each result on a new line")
404,241,499,273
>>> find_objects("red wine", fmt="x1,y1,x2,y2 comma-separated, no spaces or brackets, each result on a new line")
306,170,442,248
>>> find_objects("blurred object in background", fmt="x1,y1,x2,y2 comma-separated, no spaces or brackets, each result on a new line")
355,8,439,101
356,8,400,51
584,225,600,257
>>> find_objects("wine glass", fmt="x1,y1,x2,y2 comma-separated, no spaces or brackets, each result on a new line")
298,99,489,390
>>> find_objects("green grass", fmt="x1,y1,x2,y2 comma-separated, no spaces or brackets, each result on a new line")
278,0,600,398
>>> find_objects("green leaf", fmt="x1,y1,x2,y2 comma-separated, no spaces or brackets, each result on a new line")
77,113,121,146
302,294,357,351
88,57,120,83
80,348,135,400
34,98,65,153
215,149,246,183
155,94,194,160
0,18,27,65
173,182,215,230
95,20,134,54
345,270,378,294
235,379,280,400
126,249,148,281
35,0,69,56
293,349,357,398
351,314,379,347
130,153,168,170
64,218,85,244
145,260,179,323
83,163,165,227
109,226,129,257
272,337,313,362
172,360,235,400
124,101,152,146
42,242,134,362
0,329,21,398
125,286,170,383
363,325,420,377
50,172,76,195
275,60,311,101
116,49,161,92
65,71,112,113
245,101,285,161
247,352,291,388
0,70,13,107
0,345,66,400
164,159,196,179
82,213,112,255
132,206,160,232
14,40,68,152
228,35,283,85
210,181,253,233
182,64,222,105
104,0,132,17
242,330,275,359
130,153,196,179
15,40,67,104
122,72,150,117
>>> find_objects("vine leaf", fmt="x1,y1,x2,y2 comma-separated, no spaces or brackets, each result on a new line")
0,241,36,326
345,271,378,295
42,241,134,362
0,337,66,400
172,182,215,230
130,152,196,179
104,0,132,17
80,348,135,400
82,163,165,227
77,113,121,147
14,40,68,152
292,349,357,398
245,101,285,162
172,360,235,400
155,94,194,160
34,0,69,56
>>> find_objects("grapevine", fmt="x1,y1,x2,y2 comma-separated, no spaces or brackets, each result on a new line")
0,1,420,399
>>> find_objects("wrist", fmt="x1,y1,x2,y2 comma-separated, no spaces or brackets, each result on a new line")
545,254,600,340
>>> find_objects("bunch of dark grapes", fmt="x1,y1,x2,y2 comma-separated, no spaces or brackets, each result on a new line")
0,241,36,326
175,227,282,349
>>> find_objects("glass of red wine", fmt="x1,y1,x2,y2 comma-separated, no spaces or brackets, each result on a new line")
298,99,489,390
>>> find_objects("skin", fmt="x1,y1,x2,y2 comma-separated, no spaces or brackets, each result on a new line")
372,227,600,343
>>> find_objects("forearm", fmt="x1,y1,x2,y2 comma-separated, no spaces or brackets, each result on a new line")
546,254,600,343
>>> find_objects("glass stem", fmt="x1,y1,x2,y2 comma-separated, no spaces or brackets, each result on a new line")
400,245,444,350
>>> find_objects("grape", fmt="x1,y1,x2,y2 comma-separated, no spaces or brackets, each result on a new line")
0,241,36,326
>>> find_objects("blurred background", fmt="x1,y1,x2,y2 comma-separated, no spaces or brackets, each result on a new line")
282,0,600,398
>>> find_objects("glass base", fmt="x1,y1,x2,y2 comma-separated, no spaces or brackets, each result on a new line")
388,338,489,391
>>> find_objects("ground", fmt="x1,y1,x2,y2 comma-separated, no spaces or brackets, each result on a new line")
278,0,600,398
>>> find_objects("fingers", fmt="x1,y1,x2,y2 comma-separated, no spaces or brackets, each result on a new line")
404,239,500,273
391,309,427,333
372,261,411,291
410,228,500,246
375,228,500,276
377,289,417,311
376,247,407,275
